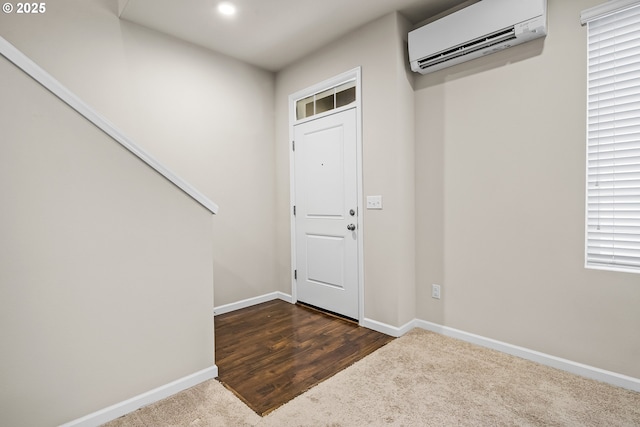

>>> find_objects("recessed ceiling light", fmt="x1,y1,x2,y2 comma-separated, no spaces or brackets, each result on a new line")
217,2,237,17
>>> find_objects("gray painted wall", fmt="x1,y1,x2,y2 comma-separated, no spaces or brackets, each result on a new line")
414,0,640,378
0,55,214,426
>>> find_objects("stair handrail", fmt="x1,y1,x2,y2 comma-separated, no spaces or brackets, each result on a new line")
0,36,219,215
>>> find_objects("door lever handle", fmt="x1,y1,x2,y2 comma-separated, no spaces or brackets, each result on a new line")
347,224,356,231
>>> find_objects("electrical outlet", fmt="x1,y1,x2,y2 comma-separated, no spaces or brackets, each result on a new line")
366,195,382,209
432,284,441,299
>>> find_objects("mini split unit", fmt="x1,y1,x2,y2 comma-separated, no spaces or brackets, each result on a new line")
408,0,547,74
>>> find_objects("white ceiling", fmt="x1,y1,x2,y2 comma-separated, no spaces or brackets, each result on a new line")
119,0,469,72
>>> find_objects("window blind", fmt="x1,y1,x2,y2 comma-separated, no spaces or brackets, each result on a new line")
586,2,640,272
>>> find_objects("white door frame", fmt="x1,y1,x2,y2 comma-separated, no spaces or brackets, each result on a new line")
288,67,364,322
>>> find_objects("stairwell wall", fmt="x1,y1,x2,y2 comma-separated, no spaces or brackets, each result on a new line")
0,53,214,427
0,0,278,308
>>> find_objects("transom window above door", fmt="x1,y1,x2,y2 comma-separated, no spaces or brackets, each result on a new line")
296,80,356,120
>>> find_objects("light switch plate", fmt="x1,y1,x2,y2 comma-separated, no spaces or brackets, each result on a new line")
367,195,382,209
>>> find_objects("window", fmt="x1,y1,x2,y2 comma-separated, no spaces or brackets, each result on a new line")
295,80,356,120
583,1,640,273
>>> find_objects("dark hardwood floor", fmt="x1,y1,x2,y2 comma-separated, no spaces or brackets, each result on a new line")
214,299,394,416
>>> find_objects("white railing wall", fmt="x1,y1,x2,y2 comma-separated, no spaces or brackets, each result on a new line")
0,36,218,215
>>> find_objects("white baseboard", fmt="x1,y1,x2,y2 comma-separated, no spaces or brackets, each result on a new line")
214,291,293,316
65,290,296,427
411,319,640,393
360,317,414,337
60,366,218,427
363,317,640,393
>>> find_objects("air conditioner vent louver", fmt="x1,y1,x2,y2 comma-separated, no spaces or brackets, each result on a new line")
408,0,547,75
418,27,516,70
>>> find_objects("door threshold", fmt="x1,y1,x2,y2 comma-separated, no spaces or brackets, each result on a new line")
296,301,358,324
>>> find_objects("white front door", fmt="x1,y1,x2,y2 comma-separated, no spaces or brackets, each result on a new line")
294,108,358,319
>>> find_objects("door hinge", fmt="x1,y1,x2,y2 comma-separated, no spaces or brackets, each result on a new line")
294,269,297,280
293,205,296,216
292,140,295,151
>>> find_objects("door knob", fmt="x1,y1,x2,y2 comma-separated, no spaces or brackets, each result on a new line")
347,224,356,231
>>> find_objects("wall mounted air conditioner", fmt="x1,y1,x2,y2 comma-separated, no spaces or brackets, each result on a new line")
408,0,547,74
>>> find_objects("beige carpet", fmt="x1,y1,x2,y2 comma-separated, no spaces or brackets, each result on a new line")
104,329,640,426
